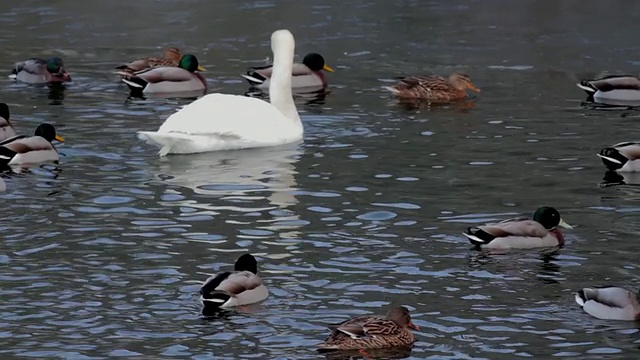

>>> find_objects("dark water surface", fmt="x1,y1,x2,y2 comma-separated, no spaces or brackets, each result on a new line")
0,1,639,358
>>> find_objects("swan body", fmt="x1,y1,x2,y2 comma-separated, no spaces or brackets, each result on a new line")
137,29,302,156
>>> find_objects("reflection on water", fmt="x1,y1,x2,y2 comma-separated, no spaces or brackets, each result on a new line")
1,0,640,359
153,145,301,219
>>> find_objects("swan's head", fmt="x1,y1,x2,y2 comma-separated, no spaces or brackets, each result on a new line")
271,29,295,54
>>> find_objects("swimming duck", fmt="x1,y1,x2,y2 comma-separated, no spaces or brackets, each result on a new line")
137,29,303,156
383,72,480,102
577,75,640,103
462,206,573,249
10,57,71,84
597,142,640,172
317,306,419,351
0,103,16,142
0,123,64,166
575,286,640,321
241,52,334,90
119,54,206,95
200,254,268,313
115,47,182,74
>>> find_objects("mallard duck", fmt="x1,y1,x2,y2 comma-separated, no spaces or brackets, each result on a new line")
597,142,640,172
577,75,640,103
137,30,303,156
200,254,268,313
10,57,71,84
317,306,419,351
115,47,182,74
0,103,16,142
383,72,480,102
119,54,206,95
0,123,64,166
575,287,640,321
241,52,334,90
462,206,573,249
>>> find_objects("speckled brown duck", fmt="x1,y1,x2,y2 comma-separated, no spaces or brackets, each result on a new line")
317,306,419,351
384,72,480,102
116,47,183,74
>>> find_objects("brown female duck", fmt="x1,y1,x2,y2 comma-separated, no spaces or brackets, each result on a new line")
317,306,419,351
384,72,480,102
116,47,186,74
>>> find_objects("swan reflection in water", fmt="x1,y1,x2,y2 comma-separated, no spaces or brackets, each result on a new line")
151,144,303,235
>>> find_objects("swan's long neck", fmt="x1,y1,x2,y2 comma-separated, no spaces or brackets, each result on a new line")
269,40,300,125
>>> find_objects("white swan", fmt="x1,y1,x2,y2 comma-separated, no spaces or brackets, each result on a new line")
136,29,303,156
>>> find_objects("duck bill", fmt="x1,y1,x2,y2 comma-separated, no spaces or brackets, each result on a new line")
558,218,573,229
323,64,335,73
197,65,206,72
408,321,420,330
468,83,481,92
7,117,12,125
55,134,65,142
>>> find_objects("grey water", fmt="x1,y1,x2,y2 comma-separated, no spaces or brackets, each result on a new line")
0,0,639,358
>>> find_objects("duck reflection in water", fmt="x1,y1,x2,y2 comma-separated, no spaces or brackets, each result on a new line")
245,86,328,106
601,170,640,187
48,83,67,105
321,346,413,360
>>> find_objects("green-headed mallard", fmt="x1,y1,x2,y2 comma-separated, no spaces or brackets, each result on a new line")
0,103,16,142
462,206,573,249
317,306,419,351
0,123,64,166
119,54,206,95
242,53,334,91
115,47,182,74
199,254,268,314
383,72,480,102
576,286,640,321
577,75,640,103
10,57,71,84
597,142,640,172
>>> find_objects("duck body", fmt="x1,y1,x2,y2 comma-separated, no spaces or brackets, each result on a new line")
577,75,640,103
317,306,419,351
463,206,573,250
0,103,16,142
242,52,333,90
137,29,303,156
384,73,480,102
120,54,206,95
116,47,182,74
137,93,302,155
597,142,640,172
575,287,640,321
11,57,71,84
200,254,268,314
0,123,64,166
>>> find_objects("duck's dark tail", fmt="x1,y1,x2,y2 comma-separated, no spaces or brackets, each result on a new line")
597,147,626,171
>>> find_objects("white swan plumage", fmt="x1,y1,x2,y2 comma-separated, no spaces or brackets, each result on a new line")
137,29,303,156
